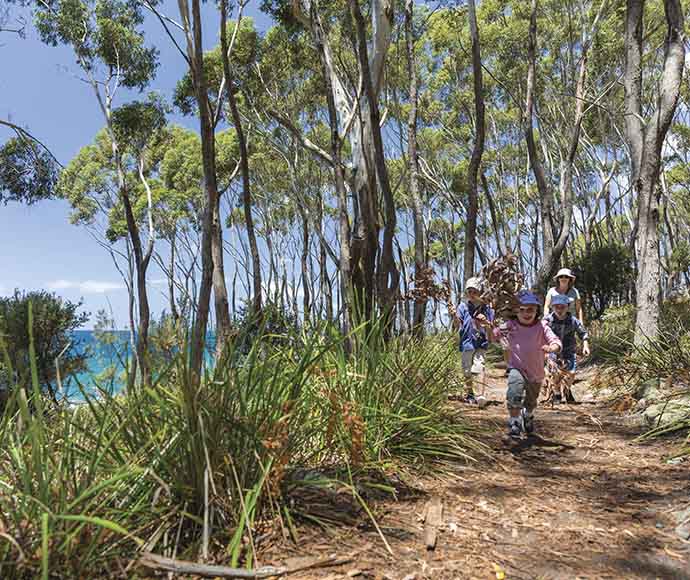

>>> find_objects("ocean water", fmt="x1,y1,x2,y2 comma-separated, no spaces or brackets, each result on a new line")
65,330,216,401
66,330,133,399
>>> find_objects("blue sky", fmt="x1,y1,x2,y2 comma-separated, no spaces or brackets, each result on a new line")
1,1,273,328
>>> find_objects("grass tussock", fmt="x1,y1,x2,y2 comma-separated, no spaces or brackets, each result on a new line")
0,313,479,578
595,307,690,455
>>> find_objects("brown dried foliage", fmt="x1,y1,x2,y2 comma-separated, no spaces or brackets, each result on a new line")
477,253,525,320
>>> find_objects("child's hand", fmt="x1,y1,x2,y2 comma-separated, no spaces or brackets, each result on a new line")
542,343,560,353
475,314,490,328
583,344,591,357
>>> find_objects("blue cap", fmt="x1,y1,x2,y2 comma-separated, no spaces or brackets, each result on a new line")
517,290,541,306
551,294,573,306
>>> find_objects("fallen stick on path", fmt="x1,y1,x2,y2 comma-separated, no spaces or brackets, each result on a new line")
424,495,444,550
138,551,353,578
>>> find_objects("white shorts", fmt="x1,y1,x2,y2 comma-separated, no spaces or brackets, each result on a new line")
462,349,486,377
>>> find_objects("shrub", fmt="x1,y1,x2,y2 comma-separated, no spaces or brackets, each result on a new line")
0,290,89,403
571,242,634,320
0,320,479,577
587,304,635,363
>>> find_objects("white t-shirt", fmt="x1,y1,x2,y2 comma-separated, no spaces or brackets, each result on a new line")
546,287,580,315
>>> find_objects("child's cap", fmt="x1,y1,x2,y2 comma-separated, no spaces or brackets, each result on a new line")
551,294,572,306
517,290,540,306
465,277,482,292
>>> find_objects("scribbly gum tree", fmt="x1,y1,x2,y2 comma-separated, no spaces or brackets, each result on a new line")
173,10,260,347
624,0,685,343
33,0,158,385
264,0,398,326
57,98,167,388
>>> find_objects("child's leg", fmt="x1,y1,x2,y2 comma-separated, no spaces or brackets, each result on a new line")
461,349,476,398
523,380,541,415
506,369,526,436
506,369,526,418
471,349,487,395
563,354,577,402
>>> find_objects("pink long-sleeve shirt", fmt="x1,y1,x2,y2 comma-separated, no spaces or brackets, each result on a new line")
497,319,562,383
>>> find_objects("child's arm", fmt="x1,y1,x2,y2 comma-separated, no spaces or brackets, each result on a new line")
541,321,562,353
574,317,591,356
457,303,474,351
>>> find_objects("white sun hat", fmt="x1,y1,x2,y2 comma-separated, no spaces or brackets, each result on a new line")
465,277,482,291
554,268,576,280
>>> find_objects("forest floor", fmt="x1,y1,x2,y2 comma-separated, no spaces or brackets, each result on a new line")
257,366,690,580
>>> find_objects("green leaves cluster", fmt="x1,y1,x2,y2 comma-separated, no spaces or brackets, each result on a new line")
0,290,89,400
35,0,158,89
0,137,58,205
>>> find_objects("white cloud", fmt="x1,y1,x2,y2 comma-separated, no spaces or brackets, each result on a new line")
46,279,125,294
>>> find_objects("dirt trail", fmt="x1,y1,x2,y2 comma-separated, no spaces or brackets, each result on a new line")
262,367,690,580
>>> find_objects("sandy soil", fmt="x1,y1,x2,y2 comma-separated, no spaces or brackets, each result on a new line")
257,366,690,580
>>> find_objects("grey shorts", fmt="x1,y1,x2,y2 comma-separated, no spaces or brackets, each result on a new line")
506,368,541,411
461,349,486,377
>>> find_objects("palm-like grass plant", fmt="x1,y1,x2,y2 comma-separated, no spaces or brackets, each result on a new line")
0,311,479,577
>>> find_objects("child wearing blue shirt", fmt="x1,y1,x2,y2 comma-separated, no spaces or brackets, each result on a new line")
456,277,494,404
544,293,590,402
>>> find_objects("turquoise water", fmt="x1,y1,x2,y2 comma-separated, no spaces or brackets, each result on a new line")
65,330,216,401
66,330,132,400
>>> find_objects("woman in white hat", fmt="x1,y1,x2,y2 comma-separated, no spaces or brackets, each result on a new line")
543,268,584,324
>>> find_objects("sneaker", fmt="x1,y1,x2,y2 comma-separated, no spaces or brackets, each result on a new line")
508,417,523,439
521,409,535,435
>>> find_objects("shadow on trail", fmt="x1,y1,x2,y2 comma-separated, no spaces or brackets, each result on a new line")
505,434,577,455
591,535,690,580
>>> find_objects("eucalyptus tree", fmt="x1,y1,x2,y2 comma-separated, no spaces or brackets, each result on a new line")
219,4,262,317
247,25,340,324
58,98,167,386
463,0,485,284
624,0,685,343
33,0,158,384
264,0,398,325
172,15,259,354
402,0,427,334
0,136,58,205
155,126,240,323
145,0,224,384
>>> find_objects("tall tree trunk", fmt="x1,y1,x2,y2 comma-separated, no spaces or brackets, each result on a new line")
296,0,393,326
624,0,685,343
405,0,426,336
350,0,399,324
300,209,311,319
119,161,152,387
168,228,180,322
181,0,219,389
308,2,353,340
524,0,555,271
211,200,232,355
220,0,262,316
463,0,485,281
526,0,602,290
481,173,504,255
125,242,138,391
316,191,333,321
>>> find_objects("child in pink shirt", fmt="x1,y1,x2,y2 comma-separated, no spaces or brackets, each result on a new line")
496,290,561,438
